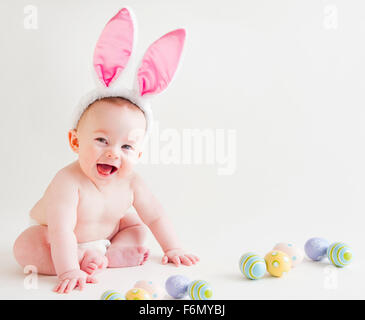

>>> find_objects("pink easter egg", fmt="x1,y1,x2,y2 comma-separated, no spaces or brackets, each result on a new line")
273,242,304,267
134,280,164,300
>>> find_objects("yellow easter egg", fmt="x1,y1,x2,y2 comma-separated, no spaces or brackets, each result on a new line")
264,250,291,277
125,288,152,300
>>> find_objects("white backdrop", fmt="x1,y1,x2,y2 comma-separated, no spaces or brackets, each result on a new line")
0,0,364,299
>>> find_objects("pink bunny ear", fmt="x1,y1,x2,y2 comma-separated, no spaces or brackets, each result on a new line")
137,29,186,96
93,8,134,87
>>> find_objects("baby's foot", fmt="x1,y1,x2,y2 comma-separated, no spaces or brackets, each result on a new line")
106,246,149,268
80,249,108,276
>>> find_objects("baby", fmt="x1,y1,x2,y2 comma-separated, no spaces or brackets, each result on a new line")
13,8,198,294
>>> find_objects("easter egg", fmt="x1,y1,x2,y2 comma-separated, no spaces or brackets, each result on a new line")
238,252,266,280
165,275,190,299
134,280,164,299
125,288,152,300
273,243,304,267
101,290,124,300
327,242,353,268
304,237,329,261
264,250,291,277
188,280,213,300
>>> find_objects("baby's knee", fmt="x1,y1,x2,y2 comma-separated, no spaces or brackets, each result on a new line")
132,223,148,237
136,224,149,244
125,223,148,243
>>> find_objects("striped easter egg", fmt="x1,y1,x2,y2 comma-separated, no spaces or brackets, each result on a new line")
101,290,124,300
188,280,213,300
327,242,353,268
239,253,266,280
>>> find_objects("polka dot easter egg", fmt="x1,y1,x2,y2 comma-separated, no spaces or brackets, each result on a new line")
273,243,304,267
304,237,329,261
239,253,266,280
165,275,190,299
125,288,152,300
134,280,164,299
101,290,124,300
188,280,213,300
265,250,291,277
327,242,353,268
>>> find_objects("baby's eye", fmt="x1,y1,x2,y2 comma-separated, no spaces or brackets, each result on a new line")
122,144,133,150
95,137,108,144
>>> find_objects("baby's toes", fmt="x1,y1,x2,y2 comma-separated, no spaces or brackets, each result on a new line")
136,246,149,265
99,256,108,270
80,250,107,275
140,248,150,265
85,262,98,274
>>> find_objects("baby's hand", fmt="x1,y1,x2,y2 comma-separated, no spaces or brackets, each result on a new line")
162,248,199,267
53,269,97,294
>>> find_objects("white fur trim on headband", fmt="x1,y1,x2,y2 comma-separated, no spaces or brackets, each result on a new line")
72,87,153,145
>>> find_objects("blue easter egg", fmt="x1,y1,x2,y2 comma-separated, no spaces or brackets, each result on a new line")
239,252,266,280
327,242,353,267
101,290,124,300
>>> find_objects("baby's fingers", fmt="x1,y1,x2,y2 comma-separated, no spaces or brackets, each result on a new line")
65,278,78,293
180,255,192,266
53,281,62,292
172,256,181,267
56,279,70,294
162,255,168,265
77,278,86,291
185,254,199,264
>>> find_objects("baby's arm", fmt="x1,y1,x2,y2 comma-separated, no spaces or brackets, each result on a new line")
131,173,199,267
45,170,96,293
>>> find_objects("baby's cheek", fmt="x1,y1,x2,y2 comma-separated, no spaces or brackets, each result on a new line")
78,146,99,172
119,154,137,176
80,148,96,166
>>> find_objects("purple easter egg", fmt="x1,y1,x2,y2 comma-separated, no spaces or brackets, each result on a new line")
165,275,190,299
304,237,330,261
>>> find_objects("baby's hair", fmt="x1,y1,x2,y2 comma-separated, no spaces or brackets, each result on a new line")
75,96,144,130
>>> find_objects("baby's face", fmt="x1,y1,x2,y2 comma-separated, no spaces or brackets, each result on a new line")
69,98,146,184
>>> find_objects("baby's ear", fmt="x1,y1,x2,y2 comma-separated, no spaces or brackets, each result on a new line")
68,129,79,153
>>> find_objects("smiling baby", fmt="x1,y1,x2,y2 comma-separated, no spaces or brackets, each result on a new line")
13,7,199,294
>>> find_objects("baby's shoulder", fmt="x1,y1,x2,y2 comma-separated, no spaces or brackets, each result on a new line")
48,162,82,190
129,171,152,195
129,171,144,189
38,162,81,211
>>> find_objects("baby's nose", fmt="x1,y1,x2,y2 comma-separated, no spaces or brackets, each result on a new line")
106,150,119,160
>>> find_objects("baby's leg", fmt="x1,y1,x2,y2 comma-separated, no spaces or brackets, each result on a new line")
106,212,149,268
13,225,57,275
13,225,93,275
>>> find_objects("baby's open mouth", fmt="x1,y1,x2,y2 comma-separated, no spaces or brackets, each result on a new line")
97,163,118,176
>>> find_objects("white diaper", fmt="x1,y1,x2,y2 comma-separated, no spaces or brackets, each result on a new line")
28,217,111,255
77,239,111,255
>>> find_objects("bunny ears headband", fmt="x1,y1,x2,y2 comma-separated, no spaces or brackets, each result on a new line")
73,7,186,144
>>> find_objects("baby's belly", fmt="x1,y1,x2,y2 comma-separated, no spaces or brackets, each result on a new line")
73,220,120,243
31,207,121,243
